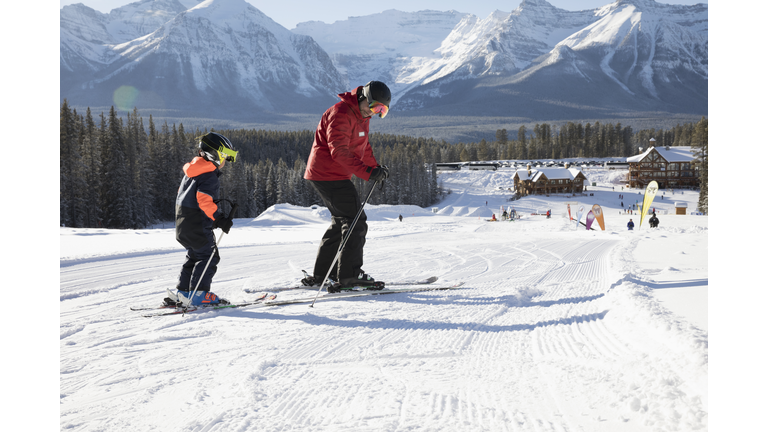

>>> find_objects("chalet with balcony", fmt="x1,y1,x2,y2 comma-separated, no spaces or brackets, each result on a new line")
512,163,588,196
626,144,699,189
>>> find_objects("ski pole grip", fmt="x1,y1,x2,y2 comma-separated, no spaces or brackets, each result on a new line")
228,203,239,220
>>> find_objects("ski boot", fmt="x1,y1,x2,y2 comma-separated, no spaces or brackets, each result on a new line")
176,290,230,306
339,270,385,291
301,270,337,287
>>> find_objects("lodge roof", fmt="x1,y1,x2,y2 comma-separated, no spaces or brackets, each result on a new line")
627,146,696,163
514,167,586,182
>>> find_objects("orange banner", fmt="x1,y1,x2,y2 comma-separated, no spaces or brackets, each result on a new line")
591,204,605,230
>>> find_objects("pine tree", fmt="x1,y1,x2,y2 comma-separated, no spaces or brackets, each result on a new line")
252,161,268,215
101,107,133,228
126,108,153,228
60,100,87,227
692,117,708,214
477,139,489,161
265,160,278,208
496,129,508,159
146,116,165,220
80,107,102,227
516,125,527,160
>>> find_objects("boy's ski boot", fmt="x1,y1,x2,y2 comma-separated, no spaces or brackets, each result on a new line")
176,290,230,306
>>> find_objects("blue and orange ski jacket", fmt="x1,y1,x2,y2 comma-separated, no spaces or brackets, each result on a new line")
175,157,223,249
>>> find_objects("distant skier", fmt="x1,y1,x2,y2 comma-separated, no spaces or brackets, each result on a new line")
165,132,238,307
398,214,403,222
627,219,635,230
649,213,660,228
546,209,551,219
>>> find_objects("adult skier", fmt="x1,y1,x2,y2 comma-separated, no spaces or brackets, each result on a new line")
164,132,238,306
301,81,391,290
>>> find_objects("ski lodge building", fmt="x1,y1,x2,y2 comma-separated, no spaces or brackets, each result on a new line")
512,163,588,196
626,143,699,189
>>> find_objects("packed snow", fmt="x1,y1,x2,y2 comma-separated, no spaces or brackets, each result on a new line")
59,167,708,431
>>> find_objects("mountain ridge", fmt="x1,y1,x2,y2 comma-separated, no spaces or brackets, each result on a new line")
60,0,707,142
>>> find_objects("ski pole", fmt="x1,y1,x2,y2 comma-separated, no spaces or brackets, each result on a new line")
184,203,238,312
310,181,379,308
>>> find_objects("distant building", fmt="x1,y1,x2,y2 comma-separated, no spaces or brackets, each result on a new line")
435,163,462,171
605,161,629,169
512,163,587,196
626,144,699,189
467,162,499,171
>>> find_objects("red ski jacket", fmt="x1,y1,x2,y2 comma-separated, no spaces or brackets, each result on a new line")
304,87,378,181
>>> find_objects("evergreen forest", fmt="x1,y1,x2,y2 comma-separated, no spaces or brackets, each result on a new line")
60,100,708,228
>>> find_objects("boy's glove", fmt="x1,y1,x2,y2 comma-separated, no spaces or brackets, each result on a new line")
213,215,233,234
369,165,390,182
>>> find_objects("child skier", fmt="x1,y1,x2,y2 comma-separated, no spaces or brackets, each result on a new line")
164,132,238,307
627,219,635,230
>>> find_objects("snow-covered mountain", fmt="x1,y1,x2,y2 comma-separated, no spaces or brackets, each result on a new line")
60,0,347,120
60,0,707,129
296,0,708,119
292,9,470,106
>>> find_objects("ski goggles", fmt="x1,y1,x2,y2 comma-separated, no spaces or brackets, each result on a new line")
369,100,389,118
217,146,238,164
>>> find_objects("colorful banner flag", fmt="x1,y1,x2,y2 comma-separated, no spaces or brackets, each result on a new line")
591,204,605,230
575,206,584,229
585,210,595,230
640,181,659,228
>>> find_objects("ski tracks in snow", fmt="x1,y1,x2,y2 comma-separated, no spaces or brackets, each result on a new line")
60,222,707,431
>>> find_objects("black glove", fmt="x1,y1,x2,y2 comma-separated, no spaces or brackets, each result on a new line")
213,215,233,234
369,165,390,182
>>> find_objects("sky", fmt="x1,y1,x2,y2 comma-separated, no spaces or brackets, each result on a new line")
59,0,708,30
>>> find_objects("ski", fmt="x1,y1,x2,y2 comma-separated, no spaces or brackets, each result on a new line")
249,281,465,310
142,282,463,317
131,293,269,311
138,294,276,316
242,276,439,295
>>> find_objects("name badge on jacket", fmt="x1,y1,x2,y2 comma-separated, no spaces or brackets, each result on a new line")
359,132,365,137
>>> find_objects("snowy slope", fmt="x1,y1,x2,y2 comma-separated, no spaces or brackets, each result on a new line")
59,167,708,431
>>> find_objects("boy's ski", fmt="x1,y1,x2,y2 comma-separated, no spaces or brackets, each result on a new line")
142,282,463,317
242,276,438,294
131,293,269,311
135,293,275,315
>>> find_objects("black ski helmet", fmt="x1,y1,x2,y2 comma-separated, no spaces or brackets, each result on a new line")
360,80,391,109
198,132,237,167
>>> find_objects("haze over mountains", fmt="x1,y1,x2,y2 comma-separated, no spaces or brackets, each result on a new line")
60,0,708,141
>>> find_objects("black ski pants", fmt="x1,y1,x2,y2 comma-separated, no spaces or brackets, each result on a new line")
308,179,367,281
177,232,219,291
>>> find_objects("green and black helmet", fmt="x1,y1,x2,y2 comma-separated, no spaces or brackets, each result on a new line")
198,132,237,167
